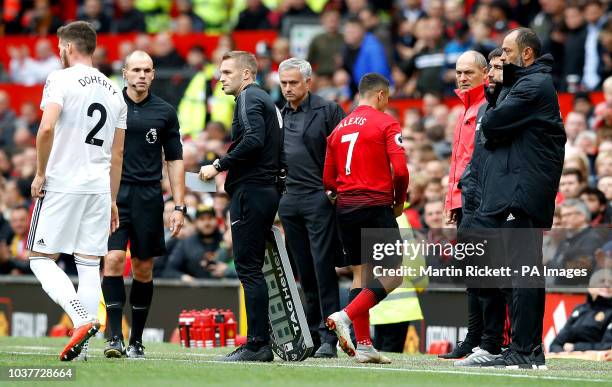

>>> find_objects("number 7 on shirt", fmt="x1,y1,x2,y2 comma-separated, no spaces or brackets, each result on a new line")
341,132,359,175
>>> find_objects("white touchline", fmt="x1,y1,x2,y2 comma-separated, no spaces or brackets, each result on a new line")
0,349,609,383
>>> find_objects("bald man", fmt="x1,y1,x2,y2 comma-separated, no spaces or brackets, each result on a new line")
438,50,488,361
102,50,185,359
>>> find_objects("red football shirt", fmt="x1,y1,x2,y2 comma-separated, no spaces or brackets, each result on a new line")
323,105,408,208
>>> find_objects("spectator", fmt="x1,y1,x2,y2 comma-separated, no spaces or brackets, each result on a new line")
6,206,31,275
582,0,608,91
235,0,271,30
549,269,612,352
16,102,40,136
342,16,391,96
176,0,206,32
173,14,195,35
114,0,147,33
560,168,587,200
92,46,113,77
402,17,446,96
9,39,62,86
151,32,186,69
595,151,612,178
192,0,228,33
0,91,17,148
598,175,612,200
580,187,612,226
307,9,343,77
565,111,588,154
594,76,612,129
543,207,564,265
164,205,224,281
549,199,604,284
135,0,172,33
562,3,587,92
358,7,392,64
25,0,64,36
78,0,112,33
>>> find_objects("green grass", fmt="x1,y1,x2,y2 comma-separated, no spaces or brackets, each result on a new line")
0,337,610,387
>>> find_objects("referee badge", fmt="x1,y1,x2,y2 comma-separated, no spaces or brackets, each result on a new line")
146,128,158,144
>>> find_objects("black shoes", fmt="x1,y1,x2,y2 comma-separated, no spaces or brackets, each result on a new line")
104,336,126,358
127,341,146,359
438,341,475,360
479,345,547,369
313,342,338,358
221,345,274,362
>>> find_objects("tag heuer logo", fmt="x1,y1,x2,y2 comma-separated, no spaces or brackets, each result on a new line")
146,128,158,144
36,239,46,246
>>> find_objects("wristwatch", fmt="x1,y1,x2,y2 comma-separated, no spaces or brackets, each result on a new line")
213,159,222,172
174,205,187,214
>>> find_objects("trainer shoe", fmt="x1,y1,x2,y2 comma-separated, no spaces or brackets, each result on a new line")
60,319,100,361
313,342,338,358
480,346,547,370
438,341,475,360
221,345,274,362
454,347,501,367
325,311,355,357
126,341,146,359
355,344,391,364
104,336,126,358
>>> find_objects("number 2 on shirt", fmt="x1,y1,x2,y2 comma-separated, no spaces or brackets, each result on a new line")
341,132,359,175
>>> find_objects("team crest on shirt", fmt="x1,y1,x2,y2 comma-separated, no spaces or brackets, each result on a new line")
146,128,158,144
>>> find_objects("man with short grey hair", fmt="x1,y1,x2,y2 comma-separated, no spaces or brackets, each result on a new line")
277,57,346,358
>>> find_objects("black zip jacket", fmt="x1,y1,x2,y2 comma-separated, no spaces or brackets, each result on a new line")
217,83,284,196
479,54,566,228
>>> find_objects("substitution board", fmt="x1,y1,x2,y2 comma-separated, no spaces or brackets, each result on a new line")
263,226,314,361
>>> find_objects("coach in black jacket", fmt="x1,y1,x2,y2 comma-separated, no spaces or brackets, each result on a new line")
277,58,345,358
200,51,282,362
476,29,566,369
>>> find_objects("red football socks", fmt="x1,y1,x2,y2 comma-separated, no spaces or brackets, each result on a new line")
344,288,378,321
353,312,372,346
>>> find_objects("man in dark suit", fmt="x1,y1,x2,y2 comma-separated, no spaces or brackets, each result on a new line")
277,58,346,358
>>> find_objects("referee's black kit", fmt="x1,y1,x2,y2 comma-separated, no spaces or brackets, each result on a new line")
215,83,283,355
107,89,183,258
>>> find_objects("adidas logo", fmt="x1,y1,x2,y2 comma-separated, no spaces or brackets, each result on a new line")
506,213,515,221
36,238,46,246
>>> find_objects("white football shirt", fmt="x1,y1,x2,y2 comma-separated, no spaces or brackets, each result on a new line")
40,63,127,194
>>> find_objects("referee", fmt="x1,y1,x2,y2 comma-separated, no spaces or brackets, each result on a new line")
200,51,282,362
102,51,185,359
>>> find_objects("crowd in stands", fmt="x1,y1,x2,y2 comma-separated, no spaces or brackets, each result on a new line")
0,0,610,286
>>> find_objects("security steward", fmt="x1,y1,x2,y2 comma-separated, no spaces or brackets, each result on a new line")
102,50,185,359
199,51,283,362
277,58,345,358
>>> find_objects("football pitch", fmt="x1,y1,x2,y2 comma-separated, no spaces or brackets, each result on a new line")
0,337,610,387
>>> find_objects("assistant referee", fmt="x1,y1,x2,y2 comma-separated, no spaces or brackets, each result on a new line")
102,50,185,359
200,51,282,362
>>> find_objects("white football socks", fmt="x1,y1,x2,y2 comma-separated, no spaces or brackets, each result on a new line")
29,257,91,327
74,256,102,319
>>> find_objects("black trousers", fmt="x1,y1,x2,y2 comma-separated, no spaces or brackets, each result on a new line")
459,210,507,354
230,185,280,345
374,321,409,353
472,208,545,354
279,191,340,345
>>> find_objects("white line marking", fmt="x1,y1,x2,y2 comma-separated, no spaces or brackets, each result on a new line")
0,349,609,383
